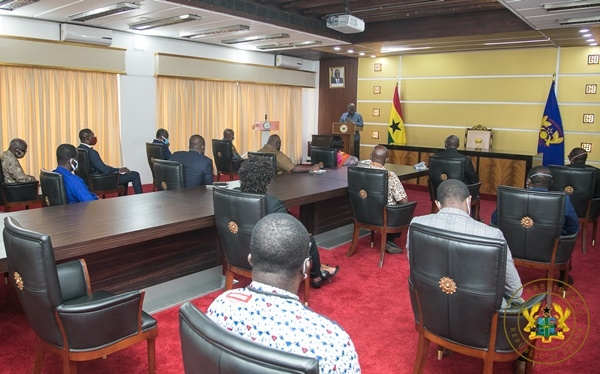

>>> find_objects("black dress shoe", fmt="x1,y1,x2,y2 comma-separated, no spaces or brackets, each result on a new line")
386,240,403,254
311,277,324,289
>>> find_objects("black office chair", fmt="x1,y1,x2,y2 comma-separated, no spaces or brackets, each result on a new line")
496,186,576,286
0,161,41,212
146,142,166,191
549,165,595,253
179,302,319,374
40,170,67,206
153,159,184,190
212,139,243,181
212,187,310,304
347,166,417,267
310,147,337,169
428,157,481,220
3,216,158,374
408,223,540,374
76,148,124,198
248,152,277,174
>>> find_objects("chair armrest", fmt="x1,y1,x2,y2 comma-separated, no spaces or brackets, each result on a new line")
57,259,90,301
90,173,120,190
56,290,144,350
386,201,417,228
466,182,482,200
556,232,578,264
496,293,547,352
1,181,39,201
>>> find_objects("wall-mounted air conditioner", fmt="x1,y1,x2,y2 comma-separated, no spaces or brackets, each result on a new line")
275,55,303,69
60,24,113,46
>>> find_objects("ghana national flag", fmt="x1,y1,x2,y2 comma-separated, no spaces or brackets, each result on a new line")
388,84,406,145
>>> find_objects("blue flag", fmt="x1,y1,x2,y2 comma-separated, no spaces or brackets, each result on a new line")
538,81,564,166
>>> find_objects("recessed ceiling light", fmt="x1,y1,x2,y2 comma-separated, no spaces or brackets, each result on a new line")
380,46,432,53
256,40,322,50
129,14,201,31
580,28,590,32
69,2,139,22
583,33,592,37
333,46,341,51
180,24,249,39
591,42,599,46
348,49,354,53
222,33,289,45
359,52,365,56
587,38,596,42
370,55,376,58
483,39,550,46
0,0,39,11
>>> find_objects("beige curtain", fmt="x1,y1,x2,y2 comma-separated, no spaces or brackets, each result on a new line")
0,66,121,177
157,77,303,163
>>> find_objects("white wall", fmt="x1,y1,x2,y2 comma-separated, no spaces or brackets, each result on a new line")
1,16,320,184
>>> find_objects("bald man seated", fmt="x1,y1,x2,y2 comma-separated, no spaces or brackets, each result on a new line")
430,135,479,185
170,135,214,187
257,134,320,174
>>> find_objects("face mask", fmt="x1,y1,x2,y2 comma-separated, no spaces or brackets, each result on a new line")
90,136,98,146
70,158,78,172
14,149,25,158
162,136,170,145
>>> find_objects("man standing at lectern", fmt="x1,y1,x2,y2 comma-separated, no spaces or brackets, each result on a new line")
340,103,363,157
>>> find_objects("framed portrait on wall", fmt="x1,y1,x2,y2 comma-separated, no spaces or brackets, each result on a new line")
329,66,345,88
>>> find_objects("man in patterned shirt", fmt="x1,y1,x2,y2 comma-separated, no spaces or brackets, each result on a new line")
207,213,361,374
0,138,37,183
408,179,523,307
361,145,409,254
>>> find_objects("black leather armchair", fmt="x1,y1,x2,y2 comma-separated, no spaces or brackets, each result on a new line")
146,142,166,191
549,165,595,253
248,152,277,174
179,302,319,374
0,161,41,211
310,147,337,169
496,186,575,285
212,139,243,181
408,223,539,374
3,216,158,374
428,157,481,220
347,166,417,267
40,170,68,206
153,159,184,190
75,148,124,198
212,188,310,304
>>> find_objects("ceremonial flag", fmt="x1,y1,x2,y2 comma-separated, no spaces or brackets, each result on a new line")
538,81,564,166
388,84,406,145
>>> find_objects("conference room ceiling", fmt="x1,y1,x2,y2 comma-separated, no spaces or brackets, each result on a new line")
2,0,599,60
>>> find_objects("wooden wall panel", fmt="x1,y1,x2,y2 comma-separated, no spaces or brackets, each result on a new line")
318,59,359,135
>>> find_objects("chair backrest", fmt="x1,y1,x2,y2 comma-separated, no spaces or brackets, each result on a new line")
0,160,39,204
497,186,565,262
428,157,465,199
212,139,234,173
248,152,277,174
408,222,506,349
549,165,595,218
347,166,388,227
310,147,337,169
153,159,184,190
40,170,67,206
179,302,319,374
146,142,166,179
212,188,266,271
75,148,91,186
3,216,65,348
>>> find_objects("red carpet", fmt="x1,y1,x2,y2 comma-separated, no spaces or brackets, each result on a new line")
1,188,599,373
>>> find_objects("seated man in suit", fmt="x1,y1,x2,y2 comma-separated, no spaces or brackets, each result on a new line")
78,128,143,194
257,134,320,174
430,135,479,184
409,179,523,308
567,147,600,198
491,165,579,236
0,138,37,183
207,213,360,374
360,145,409,254
53,144,98,204
152,128,172,160
238,156,339,288
170,134,213,187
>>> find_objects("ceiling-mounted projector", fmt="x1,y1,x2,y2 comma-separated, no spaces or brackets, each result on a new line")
326,14,365,34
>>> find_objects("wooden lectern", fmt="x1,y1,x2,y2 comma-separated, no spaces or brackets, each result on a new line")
253,120,279,147
331,122,360,156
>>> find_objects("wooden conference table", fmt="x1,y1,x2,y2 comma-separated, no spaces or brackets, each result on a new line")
0,164,426,293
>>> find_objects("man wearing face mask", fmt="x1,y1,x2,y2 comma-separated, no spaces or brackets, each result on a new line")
78,128,143,194
0,138,37,184
53,144,98,204
152,128,172,160
257,134,320,174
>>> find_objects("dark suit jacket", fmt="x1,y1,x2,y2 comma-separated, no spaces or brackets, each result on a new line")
152,139,172,160
331,77,343,84
430,149,479,184
170,150,213,187
77,144,118,175
567,163,600,198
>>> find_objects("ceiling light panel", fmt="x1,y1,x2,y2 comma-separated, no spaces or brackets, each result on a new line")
129,14,201,31
544,0,600,12
256,40,322,50
0,0,38,11
180,24,249,39
222,33,289,45
68,2,139,22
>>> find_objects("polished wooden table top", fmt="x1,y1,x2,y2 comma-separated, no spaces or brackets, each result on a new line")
0,164,426,272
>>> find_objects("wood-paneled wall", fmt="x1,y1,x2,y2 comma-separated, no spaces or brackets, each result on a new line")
318,59,359,135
